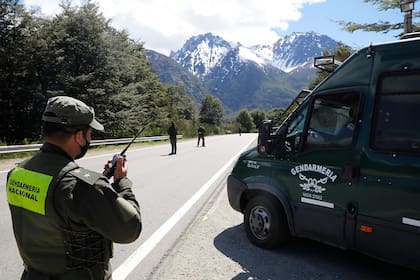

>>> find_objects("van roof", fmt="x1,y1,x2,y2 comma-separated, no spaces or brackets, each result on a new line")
314,37,420,93
400,32,420,40
369,34,420,48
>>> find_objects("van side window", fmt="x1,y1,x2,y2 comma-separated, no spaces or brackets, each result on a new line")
372,73,420,153
305,93,360,150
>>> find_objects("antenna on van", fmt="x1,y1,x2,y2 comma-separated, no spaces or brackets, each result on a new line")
367,44,375,58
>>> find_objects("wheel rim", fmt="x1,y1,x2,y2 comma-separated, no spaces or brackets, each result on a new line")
249,206,271,240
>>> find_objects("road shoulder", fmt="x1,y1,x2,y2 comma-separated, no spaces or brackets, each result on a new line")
148,177,247,280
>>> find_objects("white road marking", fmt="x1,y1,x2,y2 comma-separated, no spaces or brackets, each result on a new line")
112,137,255,280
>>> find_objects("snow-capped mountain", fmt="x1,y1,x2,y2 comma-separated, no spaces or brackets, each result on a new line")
170,33,232,77
271,32,338,72
171,32,338,77
148,32,340,113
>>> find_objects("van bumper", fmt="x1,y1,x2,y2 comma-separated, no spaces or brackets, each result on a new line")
227,174,247,212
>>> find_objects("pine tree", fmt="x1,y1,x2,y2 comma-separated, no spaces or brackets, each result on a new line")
0,1,189,142
338,0,419,34
0,0,43,143
236,109,254,132
250,109,266,129
199,94,224,126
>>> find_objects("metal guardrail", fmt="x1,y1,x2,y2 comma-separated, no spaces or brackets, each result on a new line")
0,135,182,154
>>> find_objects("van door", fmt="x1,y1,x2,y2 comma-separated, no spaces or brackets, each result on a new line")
273,91,362,248
357,71,420,269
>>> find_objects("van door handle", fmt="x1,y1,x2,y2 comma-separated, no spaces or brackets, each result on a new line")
342,165,360,182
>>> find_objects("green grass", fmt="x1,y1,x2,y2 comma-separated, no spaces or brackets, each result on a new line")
0,151,39,161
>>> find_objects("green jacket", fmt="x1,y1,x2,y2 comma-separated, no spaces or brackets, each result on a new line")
6,143,142,279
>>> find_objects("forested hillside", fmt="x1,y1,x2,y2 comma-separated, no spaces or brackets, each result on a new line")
0,1,196,144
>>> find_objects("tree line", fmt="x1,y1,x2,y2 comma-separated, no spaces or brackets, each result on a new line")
0,0,225,144
2,0,406,144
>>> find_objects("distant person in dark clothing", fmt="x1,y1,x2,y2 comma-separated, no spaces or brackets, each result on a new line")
197,125,205,147
239,128,242,136
167,122,177,155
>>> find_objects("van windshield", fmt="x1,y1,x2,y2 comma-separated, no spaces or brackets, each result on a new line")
275,89,311,132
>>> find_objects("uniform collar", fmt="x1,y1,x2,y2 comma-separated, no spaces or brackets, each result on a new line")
41,142,74,161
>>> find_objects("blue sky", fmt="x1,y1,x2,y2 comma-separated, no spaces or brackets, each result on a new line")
281,0,404,49
23,0,408,54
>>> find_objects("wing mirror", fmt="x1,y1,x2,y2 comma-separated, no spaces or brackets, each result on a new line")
258,120,273,155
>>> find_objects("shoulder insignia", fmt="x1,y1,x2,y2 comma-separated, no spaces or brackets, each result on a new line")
58,161,79,178
70,167,102,185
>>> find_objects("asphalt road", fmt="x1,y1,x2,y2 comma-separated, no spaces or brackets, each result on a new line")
1,133,418,279
0,133,256,279
150,179,419,280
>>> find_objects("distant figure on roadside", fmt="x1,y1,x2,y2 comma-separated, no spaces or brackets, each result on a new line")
197,125,205,147
239,128,242,136
167,121,177,155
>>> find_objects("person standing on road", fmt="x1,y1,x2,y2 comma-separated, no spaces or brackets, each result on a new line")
6,96,142,280
197,125,205,147
167,121,178,155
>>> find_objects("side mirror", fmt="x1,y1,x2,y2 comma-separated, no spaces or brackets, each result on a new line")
258,120,273,155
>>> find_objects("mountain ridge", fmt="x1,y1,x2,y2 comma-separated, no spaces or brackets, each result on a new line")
146,31,339,113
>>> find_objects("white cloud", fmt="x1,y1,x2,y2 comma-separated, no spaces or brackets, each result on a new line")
23,0,83,16
22,0,325,55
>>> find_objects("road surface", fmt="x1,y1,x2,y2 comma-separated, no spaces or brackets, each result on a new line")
1,133,417,279
0,134,256,279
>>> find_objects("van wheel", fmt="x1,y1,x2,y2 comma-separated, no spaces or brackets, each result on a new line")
244,195,288,249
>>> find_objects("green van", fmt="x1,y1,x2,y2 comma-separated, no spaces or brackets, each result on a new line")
227,36,420,270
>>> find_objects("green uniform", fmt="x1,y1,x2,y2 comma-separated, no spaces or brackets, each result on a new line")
6,143,142,279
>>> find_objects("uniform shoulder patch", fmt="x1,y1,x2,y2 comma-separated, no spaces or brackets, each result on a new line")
70,167,102,185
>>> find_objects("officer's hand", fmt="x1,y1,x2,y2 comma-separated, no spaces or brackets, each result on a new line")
114,156,128,181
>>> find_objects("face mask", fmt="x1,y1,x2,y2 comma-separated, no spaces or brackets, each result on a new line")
75,131,90,159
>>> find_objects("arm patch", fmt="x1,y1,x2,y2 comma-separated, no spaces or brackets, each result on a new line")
69,168,102,186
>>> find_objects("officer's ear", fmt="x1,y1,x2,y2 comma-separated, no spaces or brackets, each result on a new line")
73,130,85,146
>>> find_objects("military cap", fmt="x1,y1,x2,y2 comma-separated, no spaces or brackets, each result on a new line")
42,96,104,131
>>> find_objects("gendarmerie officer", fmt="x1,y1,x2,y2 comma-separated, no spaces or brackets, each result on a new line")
6,96,142,279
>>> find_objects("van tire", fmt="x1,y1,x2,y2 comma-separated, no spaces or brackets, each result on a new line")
244,195,289,249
